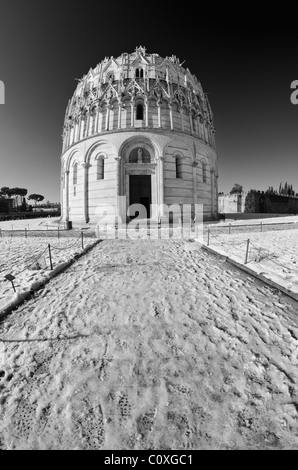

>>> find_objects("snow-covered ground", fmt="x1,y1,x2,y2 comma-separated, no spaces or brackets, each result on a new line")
0,238,298,450
205,227,298,296
209,214,298,226
0,218,97,314
0,217,62,231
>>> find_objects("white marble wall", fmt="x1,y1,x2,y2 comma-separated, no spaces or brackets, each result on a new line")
61,130,218,224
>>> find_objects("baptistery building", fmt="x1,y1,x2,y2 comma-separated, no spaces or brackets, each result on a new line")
60,46,218,224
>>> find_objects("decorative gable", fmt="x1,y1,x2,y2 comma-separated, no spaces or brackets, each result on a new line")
124,79,146,97
102,57,120,74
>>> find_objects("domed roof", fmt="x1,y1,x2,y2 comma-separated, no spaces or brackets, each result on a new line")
65,46,211,111
63,46,215,144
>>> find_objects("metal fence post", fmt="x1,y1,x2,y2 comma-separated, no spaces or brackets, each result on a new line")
48,244,53,270
245,239,250,264
207,229,210,246
81,231,84,250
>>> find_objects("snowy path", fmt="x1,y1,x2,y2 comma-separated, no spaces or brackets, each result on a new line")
0,239,298,450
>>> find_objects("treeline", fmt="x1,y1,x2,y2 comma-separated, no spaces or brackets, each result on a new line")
266,182,297,196
0,187,45,211
226,182,297,197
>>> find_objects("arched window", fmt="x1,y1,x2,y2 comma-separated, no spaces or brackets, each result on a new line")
202,161,207,183
135,68,144,79
175,157,183,179
73,163,78,185
136,104,144,120
97,158,105,180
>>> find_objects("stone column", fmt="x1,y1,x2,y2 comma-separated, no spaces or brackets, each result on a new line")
157,103,161,128
76,120,80,141
60,175,64,220
97,107,102,133
86,113,91,137
169,104,173,130
192,162,198,208
195,117,198,136
200,118,205,140
131,102,135,127
118,101,122,129
82,163,91,223
80,117,86,140
62,132,66,153
158,156,165,217
180,109,184,131
65,170,70,222
71,126,75,145
105,105,110,131
114,156,122,223
206,124,210,145
189,112,194,135
95,107,100,134
210,169,215,219
78,117,83,140
145,100,149,127
213,131,216,149
65,129,70,149
203,123,206,143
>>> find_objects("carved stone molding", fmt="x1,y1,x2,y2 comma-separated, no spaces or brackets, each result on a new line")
126,169,155,175
126,162,156,168
125,163,156,175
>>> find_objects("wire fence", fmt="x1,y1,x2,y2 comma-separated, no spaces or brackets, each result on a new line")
0,230,98,294
204,220,298,236
0,226,98,239
204,226,298,278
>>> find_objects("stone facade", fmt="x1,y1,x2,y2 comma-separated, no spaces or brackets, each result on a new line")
60,46,218,224
218,194,246,214
219,191,298,214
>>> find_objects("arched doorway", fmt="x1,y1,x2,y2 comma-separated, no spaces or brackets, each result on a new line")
119,137,161,222
129,174,152,218
127,148,153,219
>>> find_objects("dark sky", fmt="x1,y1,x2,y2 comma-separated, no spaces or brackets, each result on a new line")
0,1,297,201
